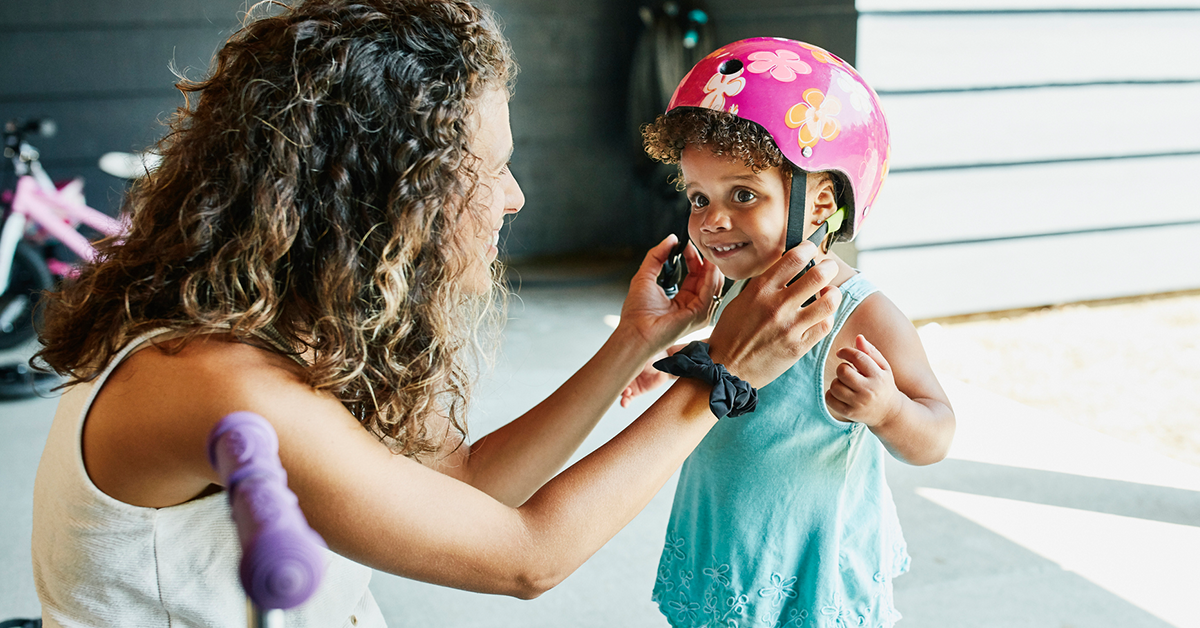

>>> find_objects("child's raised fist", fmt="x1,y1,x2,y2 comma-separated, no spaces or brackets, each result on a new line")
825,335,903,427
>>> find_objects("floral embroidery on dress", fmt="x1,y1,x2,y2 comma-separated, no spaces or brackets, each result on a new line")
781,608,808,627
746,50,812,82
725,593,750,618
664,532,688,561
704,563,732,587
681,569,695,589
669,593,702,624
785,88,842,148
819,595,876,627
655,533,893,628
759,608,782,627
657,564,677,595
703,591,722,617
758,573,798,606
820,594,849,626
701,69,746,111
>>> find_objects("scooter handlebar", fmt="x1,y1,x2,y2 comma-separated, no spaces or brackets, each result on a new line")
207,411,326,611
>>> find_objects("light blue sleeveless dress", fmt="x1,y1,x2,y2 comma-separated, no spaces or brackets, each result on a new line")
653,274,910,628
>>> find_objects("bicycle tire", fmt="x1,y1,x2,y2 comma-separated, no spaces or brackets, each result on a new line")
0,240,52,351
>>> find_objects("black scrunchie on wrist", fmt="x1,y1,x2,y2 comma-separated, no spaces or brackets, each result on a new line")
653,341,758,419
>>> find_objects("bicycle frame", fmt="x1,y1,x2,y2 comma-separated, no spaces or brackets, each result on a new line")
0,142,123,294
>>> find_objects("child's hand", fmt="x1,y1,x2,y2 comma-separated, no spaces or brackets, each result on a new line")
619,344,684,407
825,335,904,427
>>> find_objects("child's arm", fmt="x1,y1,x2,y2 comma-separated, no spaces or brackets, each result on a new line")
824,293,955,466
619,342,687,407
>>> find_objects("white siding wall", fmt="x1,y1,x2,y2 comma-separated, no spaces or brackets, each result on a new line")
853,1,1200,319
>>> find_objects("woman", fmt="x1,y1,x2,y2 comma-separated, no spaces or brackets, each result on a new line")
30,1,843,626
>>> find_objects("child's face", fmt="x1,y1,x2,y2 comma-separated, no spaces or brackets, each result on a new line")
681,144,788,281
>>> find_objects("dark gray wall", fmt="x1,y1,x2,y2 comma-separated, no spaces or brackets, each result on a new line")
0,0,856,260
0,0,248,213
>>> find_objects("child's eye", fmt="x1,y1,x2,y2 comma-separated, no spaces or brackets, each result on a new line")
690,194,709,210
734,189,756,203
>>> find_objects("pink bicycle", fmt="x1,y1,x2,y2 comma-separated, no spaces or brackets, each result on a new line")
0,118,124,395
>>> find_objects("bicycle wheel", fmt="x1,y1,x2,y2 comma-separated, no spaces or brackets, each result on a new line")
0,241,52,351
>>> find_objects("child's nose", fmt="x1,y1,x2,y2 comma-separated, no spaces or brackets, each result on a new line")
698,206,731,232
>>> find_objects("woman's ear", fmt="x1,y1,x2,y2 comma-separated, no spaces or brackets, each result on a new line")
807,174,838,225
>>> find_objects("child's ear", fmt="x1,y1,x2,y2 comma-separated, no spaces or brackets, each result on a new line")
808,174,838,225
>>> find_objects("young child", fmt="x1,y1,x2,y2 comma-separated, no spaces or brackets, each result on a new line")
627,38,956,627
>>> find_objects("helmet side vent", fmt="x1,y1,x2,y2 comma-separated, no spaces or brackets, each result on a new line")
718,59,743,75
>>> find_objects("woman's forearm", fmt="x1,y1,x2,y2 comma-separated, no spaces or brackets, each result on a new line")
459,324,664,506
317,376,717,600
510,377,716,594
308,249,840,597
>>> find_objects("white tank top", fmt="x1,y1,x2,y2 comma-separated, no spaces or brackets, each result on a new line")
32,329,387,628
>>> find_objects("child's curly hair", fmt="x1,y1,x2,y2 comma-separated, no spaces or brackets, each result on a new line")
642,108,789,188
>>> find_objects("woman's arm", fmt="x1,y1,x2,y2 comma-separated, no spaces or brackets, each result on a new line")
284,245,844,597
83,243,842,598
429,236,720,507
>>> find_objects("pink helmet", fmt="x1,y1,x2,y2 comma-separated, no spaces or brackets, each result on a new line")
666,37,889,243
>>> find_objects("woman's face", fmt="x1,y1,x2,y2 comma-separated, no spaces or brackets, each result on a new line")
465,87,525,290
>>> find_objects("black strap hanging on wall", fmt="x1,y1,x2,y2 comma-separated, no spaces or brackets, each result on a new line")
626,2,715,259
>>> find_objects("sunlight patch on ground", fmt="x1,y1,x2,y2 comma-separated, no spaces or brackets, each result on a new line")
937,378,1200,492
917,488,1200,628
916,292,1200,467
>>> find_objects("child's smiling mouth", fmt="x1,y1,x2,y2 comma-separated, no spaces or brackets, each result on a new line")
708,242,749,257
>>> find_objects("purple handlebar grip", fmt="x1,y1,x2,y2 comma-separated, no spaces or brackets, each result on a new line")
207,412,326,610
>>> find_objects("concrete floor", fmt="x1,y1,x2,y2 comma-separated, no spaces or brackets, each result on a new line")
2,277,1198,627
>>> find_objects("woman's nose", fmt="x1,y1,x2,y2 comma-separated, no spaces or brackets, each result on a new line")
504,171,525,215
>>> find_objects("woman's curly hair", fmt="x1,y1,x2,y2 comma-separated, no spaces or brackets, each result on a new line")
35,0,515,457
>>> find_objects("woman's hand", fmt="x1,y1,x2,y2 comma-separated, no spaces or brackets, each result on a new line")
617,235,723,353
707,242,842,388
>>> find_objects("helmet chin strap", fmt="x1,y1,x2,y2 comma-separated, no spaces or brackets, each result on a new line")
786,166,845,254
785,166,847,298
785,165,808,251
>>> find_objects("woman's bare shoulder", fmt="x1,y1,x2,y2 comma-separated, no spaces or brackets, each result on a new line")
83,333,353,508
